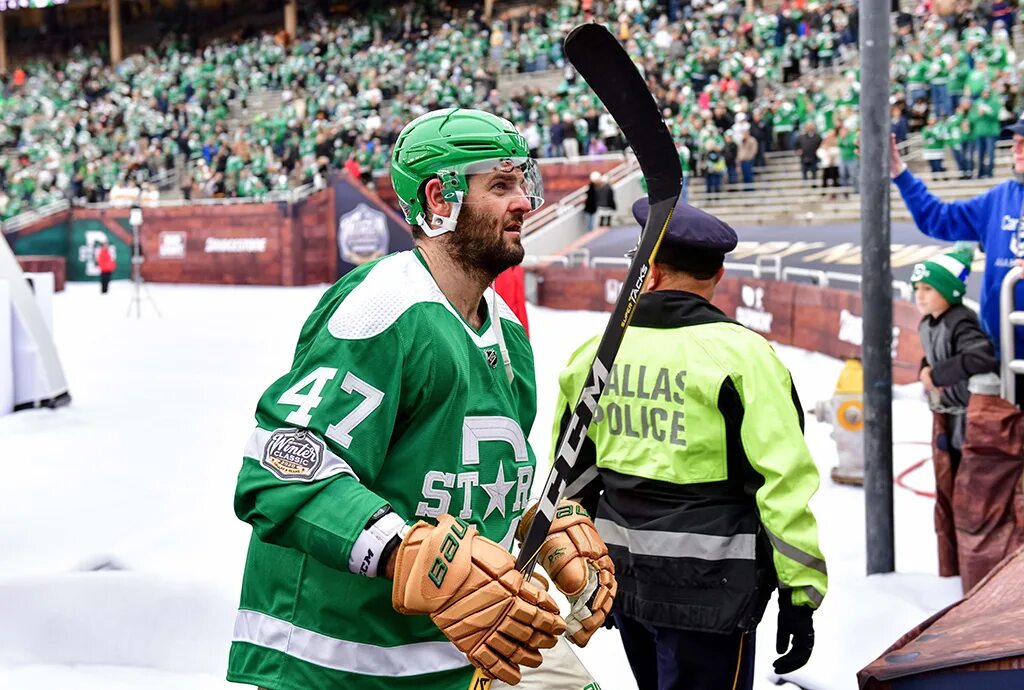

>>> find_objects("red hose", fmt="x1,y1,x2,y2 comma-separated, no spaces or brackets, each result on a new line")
894,456,936,499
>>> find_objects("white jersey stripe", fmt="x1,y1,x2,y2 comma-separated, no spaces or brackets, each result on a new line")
326,251,519,346
232,610,470,676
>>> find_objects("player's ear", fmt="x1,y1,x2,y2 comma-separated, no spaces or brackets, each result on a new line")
423,178,452,219
645,263,662,292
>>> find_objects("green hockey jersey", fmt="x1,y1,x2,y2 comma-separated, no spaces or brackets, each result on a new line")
227,250,538,690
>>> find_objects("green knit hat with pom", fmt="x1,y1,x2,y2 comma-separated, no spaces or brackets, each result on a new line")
910,243,975,305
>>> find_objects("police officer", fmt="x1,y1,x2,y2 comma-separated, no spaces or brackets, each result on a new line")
554,199,828,690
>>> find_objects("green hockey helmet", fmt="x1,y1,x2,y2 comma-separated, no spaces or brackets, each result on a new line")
390,108,543,237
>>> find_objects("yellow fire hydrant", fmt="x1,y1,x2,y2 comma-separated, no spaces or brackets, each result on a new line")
811,359,865,486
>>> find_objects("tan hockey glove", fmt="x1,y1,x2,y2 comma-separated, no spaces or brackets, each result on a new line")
392,514,566,685
517,500,616,647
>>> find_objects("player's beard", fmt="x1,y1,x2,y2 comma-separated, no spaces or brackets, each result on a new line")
444,202,525,281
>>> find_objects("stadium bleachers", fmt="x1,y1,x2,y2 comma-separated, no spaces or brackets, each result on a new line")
0,0,1019,236
686,139,1015,227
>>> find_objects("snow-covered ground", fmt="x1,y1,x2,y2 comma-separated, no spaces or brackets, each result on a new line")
1,281,964,690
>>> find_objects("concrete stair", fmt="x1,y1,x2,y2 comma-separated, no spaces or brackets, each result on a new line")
498,68,564,96
686,144,1010,227
226,89,285,129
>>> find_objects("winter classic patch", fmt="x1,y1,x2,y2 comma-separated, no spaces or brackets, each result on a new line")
262,428,325,480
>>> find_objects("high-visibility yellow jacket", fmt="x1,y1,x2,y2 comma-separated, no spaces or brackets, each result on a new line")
555,290,827,632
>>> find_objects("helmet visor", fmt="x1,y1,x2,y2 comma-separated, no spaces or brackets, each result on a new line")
459,157,545,213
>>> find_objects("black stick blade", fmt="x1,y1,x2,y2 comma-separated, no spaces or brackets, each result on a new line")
564,24,681,203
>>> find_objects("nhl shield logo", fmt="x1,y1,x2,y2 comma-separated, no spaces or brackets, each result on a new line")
339,203,389,265
485,349,499,369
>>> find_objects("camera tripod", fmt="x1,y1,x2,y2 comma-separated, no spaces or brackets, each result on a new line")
126,255,161,319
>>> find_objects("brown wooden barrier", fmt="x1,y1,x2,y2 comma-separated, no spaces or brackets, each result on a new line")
64,189,336,287
75,203,294,286
293,189,336,285
715,279,797,345
529,265,924,385
17,256,66,292
8,176,402,287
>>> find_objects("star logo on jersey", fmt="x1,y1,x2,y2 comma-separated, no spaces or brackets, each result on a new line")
481,460,516,519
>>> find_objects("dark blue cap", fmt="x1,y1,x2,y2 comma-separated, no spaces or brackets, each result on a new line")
1006,116,1024,136
630,197,738,272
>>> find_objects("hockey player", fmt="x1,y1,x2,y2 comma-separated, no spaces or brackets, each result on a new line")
227,108,614,690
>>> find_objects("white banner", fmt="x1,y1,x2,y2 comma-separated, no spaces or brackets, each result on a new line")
0,240,69,412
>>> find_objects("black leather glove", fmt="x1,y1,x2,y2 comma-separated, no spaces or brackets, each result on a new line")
774,594,815,674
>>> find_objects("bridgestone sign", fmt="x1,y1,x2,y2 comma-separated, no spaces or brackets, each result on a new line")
204,238,268,254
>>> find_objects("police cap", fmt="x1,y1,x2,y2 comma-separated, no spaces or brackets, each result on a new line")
1006,114,1024,137
630,197,738,274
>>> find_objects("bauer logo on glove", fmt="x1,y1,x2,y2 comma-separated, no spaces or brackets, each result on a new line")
428,516,469,587
517,499,617,647
393,514,566,685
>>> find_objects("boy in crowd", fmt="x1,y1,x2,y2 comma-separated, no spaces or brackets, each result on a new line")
911,244,999,576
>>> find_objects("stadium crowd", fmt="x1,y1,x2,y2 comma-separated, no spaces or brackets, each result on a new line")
0,0,1020,220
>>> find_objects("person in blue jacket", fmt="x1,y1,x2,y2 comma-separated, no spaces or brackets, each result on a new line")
890,125,1024,401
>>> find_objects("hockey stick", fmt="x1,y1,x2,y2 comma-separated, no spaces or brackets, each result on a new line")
469,23,682,689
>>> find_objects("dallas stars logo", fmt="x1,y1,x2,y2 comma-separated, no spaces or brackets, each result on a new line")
414,416,534,523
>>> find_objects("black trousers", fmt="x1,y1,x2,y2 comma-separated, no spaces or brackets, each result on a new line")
614,612,755,690
100,271,113,294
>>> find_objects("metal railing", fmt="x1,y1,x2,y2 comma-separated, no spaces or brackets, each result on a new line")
521,255,570,268
723,261,762,278
147,166,180,191
522,154,639,235
899,133,920,161
1,176,320,227
782,266,829,285
755,255,781,279
79,182,319,210
535,152,631,167
527,253,914,303
1000,266,1024,404
823,271,913,301
1,199,71,234
591,256,630,269
566,248,591,267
